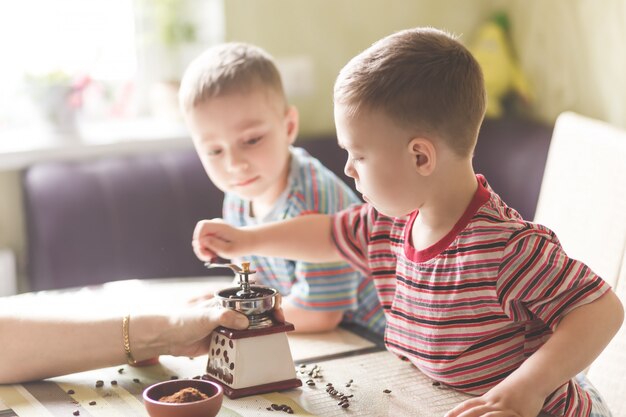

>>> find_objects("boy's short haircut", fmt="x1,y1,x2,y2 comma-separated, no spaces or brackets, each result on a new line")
334,27,486,157
179,42,286,114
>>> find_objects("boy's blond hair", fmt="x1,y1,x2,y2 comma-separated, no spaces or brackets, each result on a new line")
179,42,286,114
334,27,486,157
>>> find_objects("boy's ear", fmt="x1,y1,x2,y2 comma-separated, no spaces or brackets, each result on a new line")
407,137,436,175
285,106,299,145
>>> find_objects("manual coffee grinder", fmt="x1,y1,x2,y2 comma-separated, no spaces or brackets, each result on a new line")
203,261,302,399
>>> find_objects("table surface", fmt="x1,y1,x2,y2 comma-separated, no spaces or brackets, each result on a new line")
0,277,472,417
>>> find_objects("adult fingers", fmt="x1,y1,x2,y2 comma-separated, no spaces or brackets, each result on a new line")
218,308,249,330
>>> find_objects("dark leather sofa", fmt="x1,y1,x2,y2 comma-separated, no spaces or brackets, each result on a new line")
22,116,552,291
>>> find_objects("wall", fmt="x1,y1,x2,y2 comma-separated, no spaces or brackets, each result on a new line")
506,0,626,129
0,171,26,292
223,0,626,133
223,0,497,135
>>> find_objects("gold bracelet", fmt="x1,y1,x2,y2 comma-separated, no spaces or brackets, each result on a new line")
122,314,137,365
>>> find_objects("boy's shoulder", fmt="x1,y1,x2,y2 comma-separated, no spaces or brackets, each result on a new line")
475,186,558,245
288,147,361,210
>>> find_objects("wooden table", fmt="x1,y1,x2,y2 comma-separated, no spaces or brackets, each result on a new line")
0,277,472,416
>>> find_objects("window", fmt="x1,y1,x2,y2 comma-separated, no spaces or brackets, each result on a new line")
0,0,223,152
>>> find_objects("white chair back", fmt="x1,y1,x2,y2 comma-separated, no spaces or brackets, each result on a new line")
534,111,626,416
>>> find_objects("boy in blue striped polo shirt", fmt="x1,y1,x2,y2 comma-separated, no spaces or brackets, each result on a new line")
180,42,384,336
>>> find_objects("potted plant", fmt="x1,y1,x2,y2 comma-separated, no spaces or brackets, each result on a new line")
25,71,91,140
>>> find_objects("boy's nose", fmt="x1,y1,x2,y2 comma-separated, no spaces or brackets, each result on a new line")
344,160,356,179
226,152,249,172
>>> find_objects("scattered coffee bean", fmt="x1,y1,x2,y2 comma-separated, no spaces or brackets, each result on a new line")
73,410,80,416
306,379,315,386
326,382,333,387
299,364,306,368
95,380,104,388
170,376,178,380
110,380,118,385
117,368,124,374
89,401,96,406
267,403,294,414
67,389,75,395
341,402,350,408
383,389,391,394
432,381,441,386
132,378,140,383
345,383,351,387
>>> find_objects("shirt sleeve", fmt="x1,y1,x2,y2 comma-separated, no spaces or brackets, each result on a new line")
331,203,373,276
288,261,360,312
496,225,611,329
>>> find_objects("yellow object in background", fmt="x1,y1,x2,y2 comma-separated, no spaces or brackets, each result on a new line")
469,13,531,118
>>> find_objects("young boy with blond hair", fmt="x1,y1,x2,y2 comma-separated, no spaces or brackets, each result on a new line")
192,29,623,417
180,42,384,336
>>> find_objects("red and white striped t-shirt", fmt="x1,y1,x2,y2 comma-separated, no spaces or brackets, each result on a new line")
332,175,610,417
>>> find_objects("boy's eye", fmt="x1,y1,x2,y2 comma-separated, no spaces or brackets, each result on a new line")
207,149,222,156
244,136,262,146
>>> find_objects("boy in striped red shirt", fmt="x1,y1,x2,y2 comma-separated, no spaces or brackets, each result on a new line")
181,42,384,336
192,29,623,417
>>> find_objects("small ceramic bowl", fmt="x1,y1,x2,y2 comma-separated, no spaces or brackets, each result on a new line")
143,379,223,417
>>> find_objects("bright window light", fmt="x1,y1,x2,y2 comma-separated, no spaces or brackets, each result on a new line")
0,0,136,80
0,0,223,151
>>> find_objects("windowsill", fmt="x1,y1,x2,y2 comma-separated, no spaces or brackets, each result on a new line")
0,118,194,171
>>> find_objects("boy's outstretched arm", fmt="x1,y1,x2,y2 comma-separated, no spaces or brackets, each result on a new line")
192,214,343,264
445,290,624,417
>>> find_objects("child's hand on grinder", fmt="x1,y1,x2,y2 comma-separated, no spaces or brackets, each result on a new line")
192,219,254,261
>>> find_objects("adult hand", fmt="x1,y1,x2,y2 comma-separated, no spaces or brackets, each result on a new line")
143,299,249,359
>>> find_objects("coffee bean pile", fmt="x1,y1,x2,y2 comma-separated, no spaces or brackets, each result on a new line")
325,382,353,409
297,363,322,381
266,403,294,414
